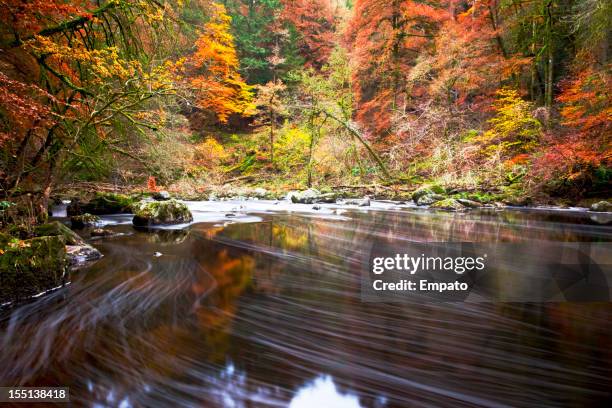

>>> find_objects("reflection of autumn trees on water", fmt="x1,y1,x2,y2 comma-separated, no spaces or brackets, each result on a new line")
0,209,610,406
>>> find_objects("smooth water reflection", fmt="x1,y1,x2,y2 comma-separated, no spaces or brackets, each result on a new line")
1,204,611,407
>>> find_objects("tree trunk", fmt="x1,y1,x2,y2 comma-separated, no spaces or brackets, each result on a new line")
270,116,275,166
321,109,393,180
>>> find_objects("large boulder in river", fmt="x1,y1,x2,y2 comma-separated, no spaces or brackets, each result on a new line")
0,235,68,304
416,193,445,206
70,213,100,229
83,192,136,215
590,201,612,212
34,221,103,266
132,199,193,227
289,188,321,204
412,185,445,203
430,198,466,211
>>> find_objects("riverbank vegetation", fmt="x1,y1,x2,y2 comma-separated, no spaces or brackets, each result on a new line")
1,0,610,225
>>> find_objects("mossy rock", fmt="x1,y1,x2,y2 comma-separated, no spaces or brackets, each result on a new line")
83,193,136,215
34,221,85,245
412,185,445,203
416,193,445,206
590,201,612,212
70,213,100,229
456,199,482,208
430,198,466,211
132,199,193,227
0,235,68,304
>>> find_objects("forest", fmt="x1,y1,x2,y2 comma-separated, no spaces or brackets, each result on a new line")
0,0,610,221
1,2,612,405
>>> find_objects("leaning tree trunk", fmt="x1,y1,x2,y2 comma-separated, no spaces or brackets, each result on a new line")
321,109,393,180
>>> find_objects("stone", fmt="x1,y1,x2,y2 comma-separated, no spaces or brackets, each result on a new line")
132,199,193,227
66,243,103,267
153,191,171,201
35,221,86,245
0,235,68,304
290,188,322,204
91,228,114,237
253,188,268,198
412,185,445,203
344,196,371,206
456,199,482,208
590,201,612,212
83,193,136,215
70,213,100,229
430,198,466,211
66,198,83,216
416,194,445,206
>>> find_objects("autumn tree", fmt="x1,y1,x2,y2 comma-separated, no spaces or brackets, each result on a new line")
281,0,336,70
0,0,183,217
188,2,253,124
253,80,288,164
345,0,446,140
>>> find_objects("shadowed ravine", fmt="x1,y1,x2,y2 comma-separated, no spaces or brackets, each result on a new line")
1,203,611,407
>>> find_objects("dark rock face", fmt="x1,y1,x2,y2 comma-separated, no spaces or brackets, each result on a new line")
132,199,193,227
67,199,83,216
0,235,68,304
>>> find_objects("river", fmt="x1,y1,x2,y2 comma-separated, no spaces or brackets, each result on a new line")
1,201,611,407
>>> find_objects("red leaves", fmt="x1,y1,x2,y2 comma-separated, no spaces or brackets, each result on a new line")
346,0,446,139
533,64,611,185
147,176,160,192
0,72,60,147
281,0,335,70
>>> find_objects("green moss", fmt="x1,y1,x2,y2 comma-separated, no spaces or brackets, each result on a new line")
83,192,137,215
431,198,466,211
34,221,85,245
412,185,445,203
71,213,100,229
132,199,193,226
450,191,503,204
0,235,67,304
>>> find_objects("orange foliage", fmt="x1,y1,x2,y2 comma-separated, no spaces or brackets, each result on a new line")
147,176,160,192
281,0,335,70
188,3,253,123
345,0,447,139
534,63,611,185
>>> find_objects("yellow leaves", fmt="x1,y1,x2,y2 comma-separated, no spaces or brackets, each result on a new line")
29,36,142,84
188,2,253,122
479,88,542,157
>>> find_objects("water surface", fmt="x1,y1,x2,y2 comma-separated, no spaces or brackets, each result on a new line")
1,202,611,407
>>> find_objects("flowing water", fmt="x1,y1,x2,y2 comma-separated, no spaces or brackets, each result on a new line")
1,201,611,407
